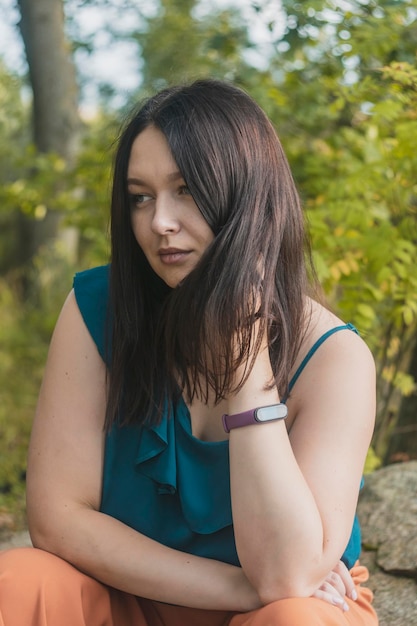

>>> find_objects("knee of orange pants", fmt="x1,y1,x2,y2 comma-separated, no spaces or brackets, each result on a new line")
230,568,378,626
231,595,378,626
230,596,341,626
0,547,114,626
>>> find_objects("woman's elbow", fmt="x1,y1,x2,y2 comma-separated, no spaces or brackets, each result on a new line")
27,504,72,556
28,517,59,553
250,567,321,605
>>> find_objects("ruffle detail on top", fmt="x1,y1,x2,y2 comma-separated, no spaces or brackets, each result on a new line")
134,398,233,534
134,411,177,495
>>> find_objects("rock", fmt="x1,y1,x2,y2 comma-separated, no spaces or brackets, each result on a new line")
0,529,31,552
358,461,417,626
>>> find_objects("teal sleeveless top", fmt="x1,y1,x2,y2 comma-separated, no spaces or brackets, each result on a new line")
73,265,362,569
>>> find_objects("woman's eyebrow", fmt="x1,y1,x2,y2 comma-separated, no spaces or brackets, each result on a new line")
127,177,146,186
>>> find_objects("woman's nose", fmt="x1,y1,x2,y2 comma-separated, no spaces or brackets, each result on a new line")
151,194,180,235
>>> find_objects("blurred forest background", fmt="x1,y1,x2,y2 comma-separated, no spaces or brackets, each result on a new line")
0,0,416,532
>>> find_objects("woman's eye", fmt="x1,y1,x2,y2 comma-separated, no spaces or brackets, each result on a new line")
129,193,152,207
179,185,191,196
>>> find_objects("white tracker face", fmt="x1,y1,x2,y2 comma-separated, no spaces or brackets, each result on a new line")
255,404,288,422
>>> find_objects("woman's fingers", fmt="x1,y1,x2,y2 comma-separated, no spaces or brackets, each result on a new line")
333,560,358,601
312,586,349,612
311,561,358,612
324,572,345,598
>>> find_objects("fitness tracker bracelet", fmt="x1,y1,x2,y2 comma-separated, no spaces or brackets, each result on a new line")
222,403,288,433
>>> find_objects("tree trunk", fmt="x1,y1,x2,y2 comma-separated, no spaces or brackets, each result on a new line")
17,0,80,263
17,0,80,159
385,333,417,463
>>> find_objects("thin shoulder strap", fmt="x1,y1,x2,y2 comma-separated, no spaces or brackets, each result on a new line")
284,323,358,401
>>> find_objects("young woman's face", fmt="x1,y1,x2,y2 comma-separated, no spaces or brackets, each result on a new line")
127,125,214,288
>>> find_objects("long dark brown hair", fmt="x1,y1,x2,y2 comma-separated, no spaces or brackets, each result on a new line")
106,79,313,429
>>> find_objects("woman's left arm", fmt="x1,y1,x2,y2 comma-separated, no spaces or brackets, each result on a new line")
228,326,375,604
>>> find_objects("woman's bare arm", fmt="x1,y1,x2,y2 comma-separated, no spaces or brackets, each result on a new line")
26,291,260,611
227,308,375,603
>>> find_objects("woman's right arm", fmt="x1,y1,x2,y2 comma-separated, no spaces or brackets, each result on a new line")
26,291,259,612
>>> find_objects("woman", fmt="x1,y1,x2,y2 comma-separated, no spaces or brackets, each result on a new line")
0,79,378,625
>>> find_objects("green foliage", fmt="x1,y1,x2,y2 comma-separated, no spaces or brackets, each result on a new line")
364,446,382,474
0,112,116,268
0,278,33,527
61,111,117,264
0,245,78,527
135,0,256,92
299,62,417,457
0,62,113,528
0,61,29,175
0,63,31,272
259,0,417,458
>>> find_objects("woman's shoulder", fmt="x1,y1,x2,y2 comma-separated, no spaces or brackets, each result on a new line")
285,298,375,427
301,298,371,356
288,298,375,397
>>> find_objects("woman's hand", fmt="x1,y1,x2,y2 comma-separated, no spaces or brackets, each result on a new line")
311,561,357,612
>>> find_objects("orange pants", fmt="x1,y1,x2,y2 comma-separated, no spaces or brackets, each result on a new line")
0,548,378,625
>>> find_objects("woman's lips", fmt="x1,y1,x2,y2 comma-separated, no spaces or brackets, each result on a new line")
158,248,191,264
